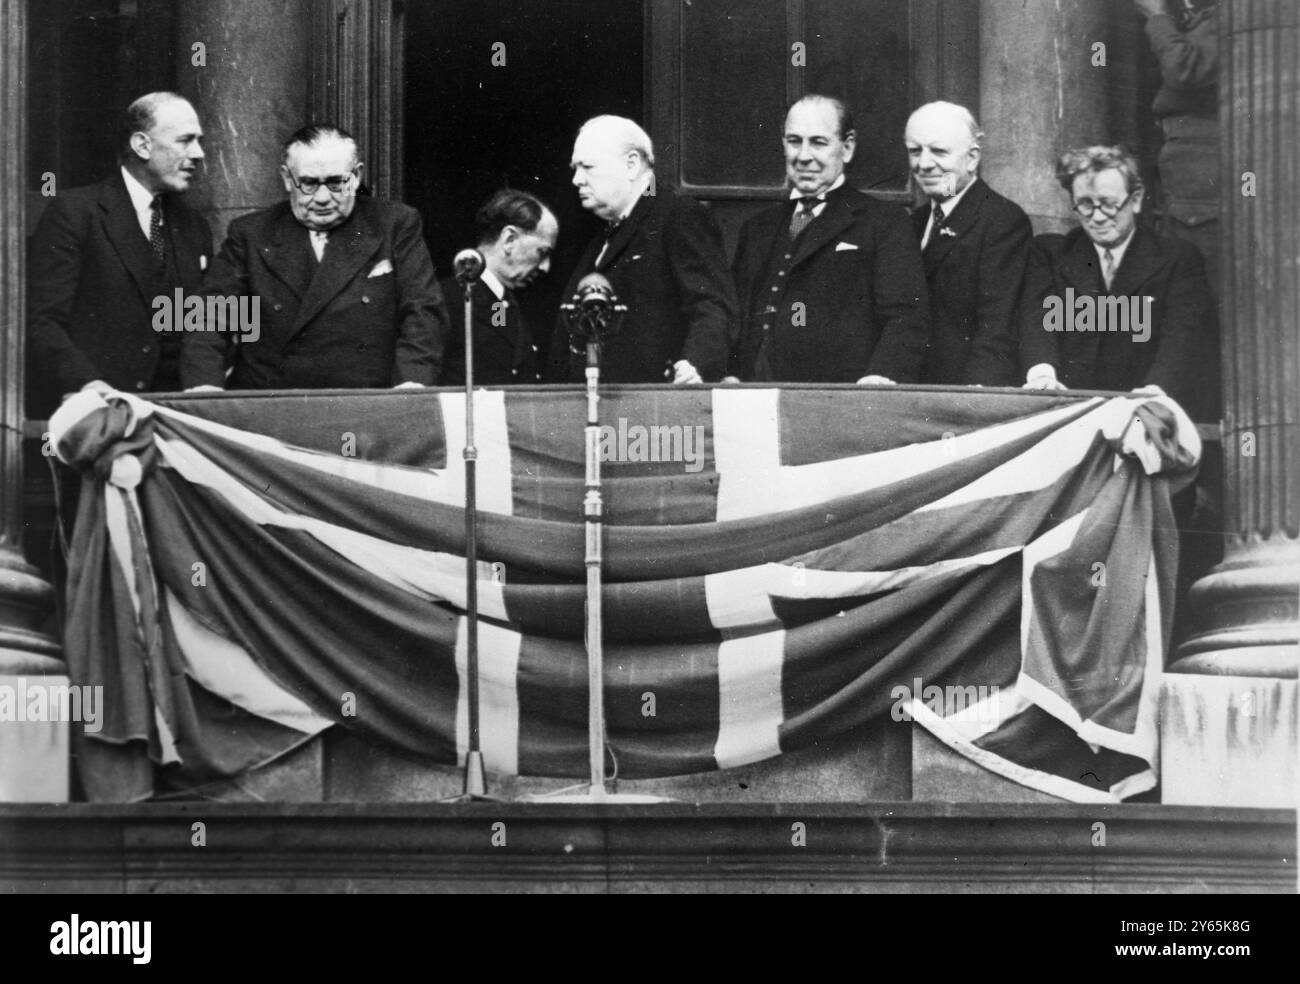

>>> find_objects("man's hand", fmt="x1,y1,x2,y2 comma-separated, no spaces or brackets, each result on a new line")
671,360,703,385
1023,364,1067,391
1132,0,1166,19
184,384,224,393
392,381,425,390
856,375,895,385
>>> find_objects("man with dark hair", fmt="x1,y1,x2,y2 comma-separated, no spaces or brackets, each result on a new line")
729,94,930,383
182,124,445,390
1019,144,1217,418
27,91,211,414
439,189,558,385
548,114,734,384
905,101,1031,386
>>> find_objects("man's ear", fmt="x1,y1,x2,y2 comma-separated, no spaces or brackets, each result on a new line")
279,164,294,193
129,131,151,162
841,129,857,164
353,162,365,186
1131,187,1144,213
500,225,520,251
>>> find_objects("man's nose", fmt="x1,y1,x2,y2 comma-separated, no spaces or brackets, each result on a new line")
191,141,205,160
572,170,583,187
311,184,333,202
538,256,551,274
917,149,936,169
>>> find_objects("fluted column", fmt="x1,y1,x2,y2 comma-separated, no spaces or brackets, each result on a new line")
1,0,67,801
1175,1,1299,676
1163,1,1297,808
979,0,1112,234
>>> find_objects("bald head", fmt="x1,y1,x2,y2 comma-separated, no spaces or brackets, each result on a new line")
570,115,655,221
905,101,983,200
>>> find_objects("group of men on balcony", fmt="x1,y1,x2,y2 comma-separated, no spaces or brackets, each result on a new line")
27,83,1218,423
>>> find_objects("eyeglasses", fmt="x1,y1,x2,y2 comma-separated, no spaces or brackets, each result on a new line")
286,169,356,196
1072,191,1136,218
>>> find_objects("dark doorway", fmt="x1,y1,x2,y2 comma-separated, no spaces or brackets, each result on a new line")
403,0,644,364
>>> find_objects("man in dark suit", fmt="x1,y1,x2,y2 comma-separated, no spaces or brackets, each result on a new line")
182,124,444,390
1019,144,1217,420
906,101,1031,386
27,91,211,415
729,95,930,383
547,115,734,384
439,189,557,386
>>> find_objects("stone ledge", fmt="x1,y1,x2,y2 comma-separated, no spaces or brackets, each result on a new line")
0,802,1290,893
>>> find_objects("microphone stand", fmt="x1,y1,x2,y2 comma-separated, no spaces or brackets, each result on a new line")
462,273,486,798
443,250,491,802
531,282,668,804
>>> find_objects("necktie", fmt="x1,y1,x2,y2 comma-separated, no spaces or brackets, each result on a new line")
788,196,820,239
311,230,329,262
148,197,165,260
594,222,618,268
924,203,947,251
1102,248,1116,290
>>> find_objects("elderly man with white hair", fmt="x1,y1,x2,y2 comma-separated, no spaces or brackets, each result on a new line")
548,114,735,384
905,100,1032,386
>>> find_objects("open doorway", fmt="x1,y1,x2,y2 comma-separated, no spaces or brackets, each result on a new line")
404,0,644,359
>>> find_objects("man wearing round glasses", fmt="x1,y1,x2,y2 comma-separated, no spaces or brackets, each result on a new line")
1018,144,1217,421
182,124,445,391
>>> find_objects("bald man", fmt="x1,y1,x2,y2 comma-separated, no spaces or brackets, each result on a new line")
905,101,1031,386
548,115,735,383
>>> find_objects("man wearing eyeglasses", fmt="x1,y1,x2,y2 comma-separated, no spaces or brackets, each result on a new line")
182,123,445,390
1018,145,1216,420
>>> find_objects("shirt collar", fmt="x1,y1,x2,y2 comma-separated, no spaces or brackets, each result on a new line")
1094,228,1137,271
479,266,506,300
121,165,157,215
935,176,978,218
789,173,846,201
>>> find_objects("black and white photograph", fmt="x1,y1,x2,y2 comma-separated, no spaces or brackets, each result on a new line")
0,0,1294,922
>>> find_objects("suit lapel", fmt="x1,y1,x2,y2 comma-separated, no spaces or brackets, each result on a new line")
164,200,203,293
1109,227,1162,296
1063,230,1106,293
921,179,986,274
293,208,382,333
788,190,858,271
97,174,158,304
596,194,651,271
258,208,317,302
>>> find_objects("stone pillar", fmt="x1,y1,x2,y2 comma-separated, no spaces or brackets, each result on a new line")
978,0,1112,234
1164,2,1298,807
173,0,311,245
0,0,68,800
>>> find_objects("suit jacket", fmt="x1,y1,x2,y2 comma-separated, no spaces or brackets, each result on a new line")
911,178,1031,386
547,192,735,383
182,198,445,389
730,186,931,382
26,171,211,414
438,276,539,385
1018,225,1218,418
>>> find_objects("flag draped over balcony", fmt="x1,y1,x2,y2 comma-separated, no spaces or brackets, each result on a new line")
48,385,1198,803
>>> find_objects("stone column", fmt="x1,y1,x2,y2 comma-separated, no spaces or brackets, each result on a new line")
1163,1,1298,807
173,0,311,245
0,0,68,800
978,0,1112,234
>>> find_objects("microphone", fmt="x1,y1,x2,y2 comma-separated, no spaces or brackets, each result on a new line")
575,272,615,314
561,272,626,348
454,248,485,284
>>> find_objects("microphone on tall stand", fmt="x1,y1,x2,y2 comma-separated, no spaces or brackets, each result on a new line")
455,245,488,799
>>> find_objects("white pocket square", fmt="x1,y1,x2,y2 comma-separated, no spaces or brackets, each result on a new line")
368,259,393,278
835,242,859,252
199,255,208,271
